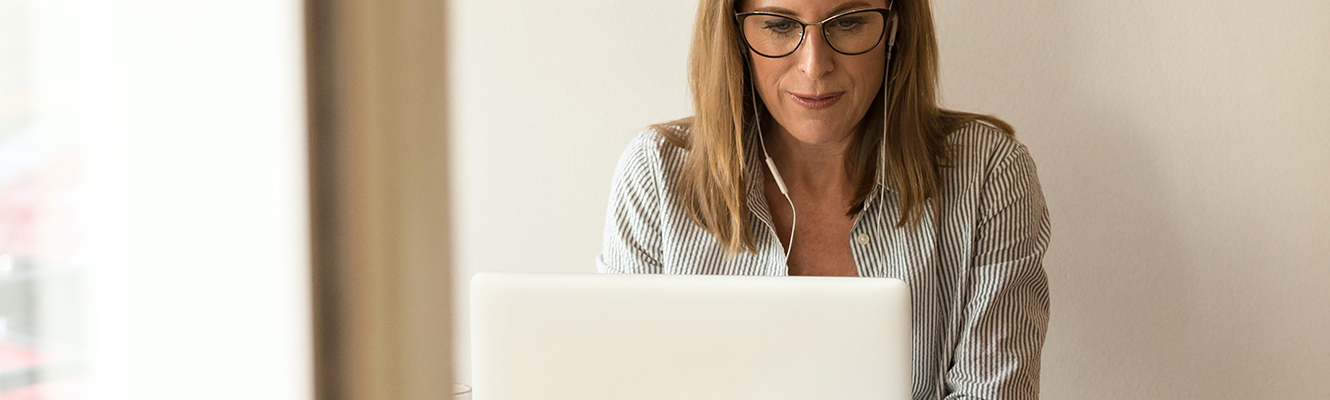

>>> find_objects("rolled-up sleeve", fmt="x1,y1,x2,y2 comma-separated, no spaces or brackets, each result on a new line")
945,143,1052,399
596,132,667,274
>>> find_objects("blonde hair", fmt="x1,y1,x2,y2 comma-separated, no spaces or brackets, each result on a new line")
660,0,1013,254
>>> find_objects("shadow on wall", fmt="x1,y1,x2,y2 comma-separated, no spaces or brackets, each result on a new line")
938,0,1330,398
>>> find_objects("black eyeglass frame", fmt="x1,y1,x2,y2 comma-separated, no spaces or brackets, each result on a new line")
734,7,893,58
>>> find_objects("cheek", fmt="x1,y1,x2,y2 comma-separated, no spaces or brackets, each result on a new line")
846,58,887,112
749,59,790,103
851,53,888,95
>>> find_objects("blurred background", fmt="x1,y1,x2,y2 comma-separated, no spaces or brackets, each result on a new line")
2,0,1328,399
1,0,311,399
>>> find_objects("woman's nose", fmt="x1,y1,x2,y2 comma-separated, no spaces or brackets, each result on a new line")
796,27,836,78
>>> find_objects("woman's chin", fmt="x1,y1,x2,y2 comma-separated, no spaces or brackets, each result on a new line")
786,131,855,147
782,120,858,146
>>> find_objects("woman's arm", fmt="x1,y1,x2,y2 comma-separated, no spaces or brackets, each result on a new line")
596,131,668,274
945,143,1052,400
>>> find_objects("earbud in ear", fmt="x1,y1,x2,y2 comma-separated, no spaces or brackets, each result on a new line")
887,15,899,48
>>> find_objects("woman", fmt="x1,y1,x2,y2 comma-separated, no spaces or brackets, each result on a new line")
598,0,1050,398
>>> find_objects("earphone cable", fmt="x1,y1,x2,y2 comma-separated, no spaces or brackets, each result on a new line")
750,75,797,261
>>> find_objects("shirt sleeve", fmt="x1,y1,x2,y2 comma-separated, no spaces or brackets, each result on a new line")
596,132,667,274
945,143,1052,399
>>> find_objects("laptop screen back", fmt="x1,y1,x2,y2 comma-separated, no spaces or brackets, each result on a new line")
470,273,911,400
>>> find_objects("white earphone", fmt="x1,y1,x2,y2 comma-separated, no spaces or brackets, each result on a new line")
750,7,899,262
752,74,796,259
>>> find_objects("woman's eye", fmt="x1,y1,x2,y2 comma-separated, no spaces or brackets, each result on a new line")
763,20,798,33
831,18,865,30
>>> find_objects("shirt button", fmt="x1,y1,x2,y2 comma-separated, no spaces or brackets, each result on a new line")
856,233,871,245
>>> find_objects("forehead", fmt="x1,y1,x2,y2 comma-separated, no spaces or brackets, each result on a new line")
738,0,888,19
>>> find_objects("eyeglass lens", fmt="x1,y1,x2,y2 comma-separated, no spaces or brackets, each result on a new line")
741,10,886,57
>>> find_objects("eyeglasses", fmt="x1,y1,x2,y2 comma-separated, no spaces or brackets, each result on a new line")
734,8,891,58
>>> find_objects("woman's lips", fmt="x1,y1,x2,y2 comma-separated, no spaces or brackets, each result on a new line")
789,92,843,110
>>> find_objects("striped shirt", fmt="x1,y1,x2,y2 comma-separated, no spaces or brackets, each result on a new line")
597,120,1051,400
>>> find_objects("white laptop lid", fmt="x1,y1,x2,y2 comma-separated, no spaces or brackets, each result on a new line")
470,273,911,400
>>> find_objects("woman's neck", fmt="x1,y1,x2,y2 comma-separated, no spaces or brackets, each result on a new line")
764,122,858,200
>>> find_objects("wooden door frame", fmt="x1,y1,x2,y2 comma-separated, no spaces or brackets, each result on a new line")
305,1,453,399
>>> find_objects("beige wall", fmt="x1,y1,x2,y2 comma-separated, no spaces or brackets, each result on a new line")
933,1,1329,398
451,0,1330,397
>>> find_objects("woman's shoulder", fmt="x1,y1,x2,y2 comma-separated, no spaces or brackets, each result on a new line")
618,118,692,168
650,117,693,141
612,118,693,184
944,119,1034,171
644,117,693,152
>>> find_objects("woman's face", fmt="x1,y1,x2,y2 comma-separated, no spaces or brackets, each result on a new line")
739,0,889,147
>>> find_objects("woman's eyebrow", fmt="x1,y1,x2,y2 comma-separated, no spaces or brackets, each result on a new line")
829,1,876,15
752,2,876,19
752,6,798,15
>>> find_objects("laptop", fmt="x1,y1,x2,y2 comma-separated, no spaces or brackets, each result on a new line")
470,272,912,400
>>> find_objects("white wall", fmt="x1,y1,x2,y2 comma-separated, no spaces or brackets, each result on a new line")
449,0,695,384
451,0,1330,397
